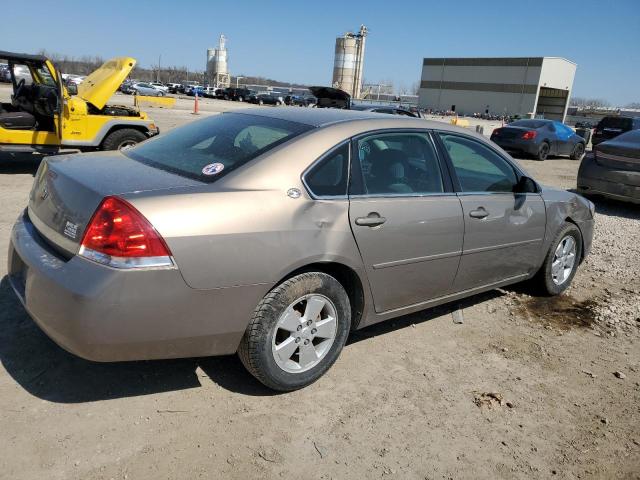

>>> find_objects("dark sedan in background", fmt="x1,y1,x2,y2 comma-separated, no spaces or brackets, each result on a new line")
592,116,640,146
578,129,640,204
491,119,586,161
351,104,419,117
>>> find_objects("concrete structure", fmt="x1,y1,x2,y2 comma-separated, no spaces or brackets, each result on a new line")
418,57,576,121
332,25,367,99
206,34,230,88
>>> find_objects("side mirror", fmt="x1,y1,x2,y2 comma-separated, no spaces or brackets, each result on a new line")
514,175,538,194
66,83,78,96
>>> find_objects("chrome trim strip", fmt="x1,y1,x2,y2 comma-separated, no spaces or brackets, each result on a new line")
373,250,461,269
463,238,543,255
456,192,541,197
349,192,458,199
78,246,176,270
597,151,640,164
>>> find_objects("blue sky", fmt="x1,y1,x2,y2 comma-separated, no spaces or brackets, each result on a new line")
3,0,639,105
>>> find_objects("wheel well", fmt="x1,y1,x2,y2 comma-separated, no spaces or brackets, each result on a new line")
279,262,365,330
101,125,149,144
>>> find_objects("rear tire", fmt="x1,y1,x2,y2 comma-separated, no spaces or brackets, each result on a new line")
536,142,550,161
238,272,351,391
533,222,582,296
570,142,585,160
101,128,147,151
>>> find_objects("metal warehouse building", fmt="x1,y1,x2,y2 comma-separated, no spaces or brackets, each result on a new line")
418,57,576,121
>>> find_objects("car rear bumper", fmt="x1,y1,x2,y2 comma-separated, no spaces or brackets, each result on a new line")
491,138,538,156
577,155,640,204
8,211,266,362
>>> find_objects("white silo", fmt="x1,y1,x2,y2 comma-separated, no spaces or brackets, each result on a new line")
206,34,230,88
332,25,367,98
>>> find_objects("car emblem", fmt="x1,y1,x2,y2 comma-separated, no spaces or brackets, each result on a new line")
287,188,301,199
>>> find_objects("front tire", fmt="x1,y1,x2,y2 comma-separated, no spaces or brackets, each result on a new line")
533,222,582,295
238,272,351,391
100,128,147,151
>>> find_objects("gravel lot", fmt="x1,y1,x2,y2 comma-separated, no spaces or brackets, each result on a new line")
1,87,638,479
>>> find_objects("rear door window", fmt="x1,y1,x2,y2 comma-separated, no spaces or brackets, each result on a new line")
354,132,444,195
125,113,312,182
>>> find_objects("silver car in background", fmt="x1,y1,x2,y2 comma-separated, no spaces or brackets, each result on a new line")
132,82,165,96
8,109,595,391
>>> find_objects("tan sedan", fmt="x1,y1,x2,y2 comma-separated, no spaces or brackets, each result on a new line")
9,108,595,390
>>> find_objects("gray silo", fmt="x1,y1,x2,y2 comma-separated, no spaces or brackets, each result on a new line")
332,25,367,98
206,34,230,88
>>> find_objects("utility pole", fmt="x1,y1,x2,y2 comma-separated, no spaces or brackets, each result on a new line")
157,54,161,83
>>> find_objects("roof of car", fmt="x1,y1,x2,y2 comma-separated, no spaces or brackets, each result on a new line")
0,50,48,63
231,106,421,127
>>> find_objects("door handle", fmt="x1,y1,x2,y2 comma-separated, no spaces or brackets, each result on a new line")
355,213,386,227
469,207,489,219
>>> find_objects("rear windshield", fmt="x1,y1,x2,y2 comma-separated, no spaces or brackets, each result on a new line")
509,120,547,129
598,117,633,130
124,113,313,182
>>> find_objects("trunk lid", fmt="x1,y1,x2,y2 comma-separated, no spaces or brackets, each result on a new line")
28,152,203,256
493,126,532,140
308,86,351,109
77,57,136,110
594,130,640,172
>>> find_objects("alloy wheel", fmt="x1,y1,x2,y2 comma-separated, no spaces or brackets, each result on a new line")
271,294,338,373
551,235,577,285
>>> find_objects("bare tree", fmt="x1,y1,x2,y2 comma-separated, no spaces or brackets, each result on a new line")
570,96,611,108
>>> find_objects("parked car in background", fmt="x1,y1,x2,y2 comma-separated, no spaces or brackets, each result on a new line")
0,63,10,82
150,82,169,93
351,104,419,117
185,85,205,97
202,86,221,98
120,81,136,94
592,116,640,146
166,83,182,94
285,94,316,107
248,92,283,105
309,86,351,109
222,87,252,102
0,50,158,154
491,119,586,161
132,82,165,96
62,74,85,86
578,129,640,204
8,109,594,391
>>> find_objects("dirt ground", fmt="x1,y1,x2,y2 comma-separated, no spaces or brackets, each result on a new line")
0,89,638,479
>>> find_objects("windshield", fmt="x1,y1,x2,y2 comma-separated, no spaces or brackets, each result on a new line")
509,120,548,129
125,113,313,182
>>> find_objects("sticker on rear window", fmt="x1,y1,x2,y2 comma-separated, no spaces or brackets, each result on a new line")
202,163,225,176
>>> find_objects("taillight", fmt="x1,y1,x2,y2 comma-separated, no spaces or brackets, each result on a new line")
492,128,501,136
522,130,537,140
79,196,174,269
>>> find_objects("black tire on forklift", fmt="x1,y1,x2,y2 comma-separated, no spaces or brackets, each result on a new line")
100,128,147,151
